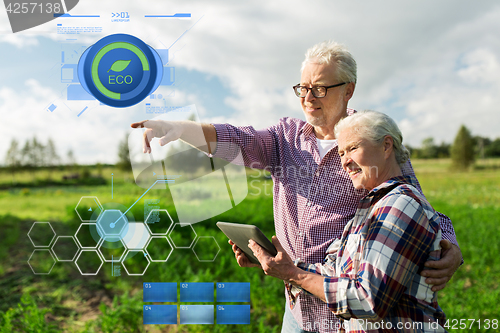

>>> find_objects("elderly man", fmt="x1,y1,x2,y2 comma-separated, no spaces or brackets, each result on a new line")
132,41,461,333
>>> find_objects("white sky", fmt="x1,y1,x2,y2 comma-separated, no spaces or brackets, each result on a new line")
1,0,499,164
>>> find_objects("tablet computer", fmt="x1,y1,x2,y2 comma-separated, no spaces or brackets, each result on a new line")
216,221,277,265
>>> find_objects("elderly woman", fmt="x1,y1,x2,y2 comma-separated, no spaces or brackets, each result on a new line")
243,110,447,332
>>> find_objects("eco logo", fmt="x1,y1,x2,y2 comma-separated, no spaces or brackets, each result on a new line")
78,34,163,108
3,0,79,33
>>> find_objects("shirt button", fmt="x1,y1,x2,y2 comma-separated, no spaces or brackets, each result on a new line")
315,171,320,176
299,232,303,236
306,202,311,207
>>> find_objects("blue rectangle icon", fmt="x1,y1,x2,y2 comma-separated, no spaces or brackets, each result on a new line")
180,282,213,302
216,305,250,324
67,84,95,100
179,305,214,324
47,104,57,112
61,64,78,83
143,282,177,302
143,305,177,324
161,67,175,86
216,282,250,302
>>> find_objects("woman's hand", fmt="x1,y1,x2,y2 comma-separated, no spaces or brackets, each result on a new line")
248,236,299,282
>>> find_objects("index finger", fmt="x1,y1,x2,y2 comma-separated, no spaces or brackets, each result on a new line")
424,256,451,270
131,120,149,128
229,240,239,252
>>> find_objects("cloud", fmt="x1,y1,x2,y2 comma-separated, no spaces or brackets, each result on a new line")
397,47,500,145
348,2,500,145
457,49,500,84
0,34,39,48
1,0,500,164
129,0,500,140
0,79,137,165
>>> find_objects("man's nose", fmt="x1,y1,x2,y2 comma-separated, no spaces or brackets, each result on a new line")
304,89,316,102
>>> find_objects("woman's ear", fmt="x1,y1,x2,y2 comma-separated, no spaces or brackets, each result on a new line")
383,135,394,159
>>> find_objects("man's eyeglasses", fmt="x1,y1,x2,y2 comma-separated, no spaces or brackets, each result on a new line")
292,82,347,98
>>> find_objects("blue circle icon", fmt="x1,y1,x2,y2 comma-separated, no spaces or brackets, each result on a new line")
78,34,163,108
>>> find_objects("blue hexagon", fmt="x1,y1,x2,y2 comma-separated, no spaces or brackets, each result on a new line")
96,209,129,238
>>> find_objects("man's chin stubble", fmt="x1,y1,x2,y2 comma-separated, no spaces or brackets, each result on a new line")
306,116,325,127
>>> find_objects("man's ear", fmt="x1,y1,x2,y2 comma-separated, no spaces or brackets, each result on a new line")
344,82,355,102
383,135,394,159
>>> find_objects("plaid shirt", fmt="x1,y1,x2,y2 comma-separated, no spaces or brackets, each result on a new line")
296,176,447,333
213,110,458,333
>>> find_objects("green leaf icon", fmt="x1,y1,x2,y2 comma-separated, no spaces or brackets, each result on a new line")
107,60,131,73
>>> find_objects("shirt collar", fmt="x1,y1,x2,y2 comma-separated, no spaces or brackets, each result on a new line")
365,175,413,200
302,122,315,137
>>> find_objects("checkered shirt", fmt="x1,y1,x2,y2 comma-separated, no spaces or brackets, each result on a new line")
296,176,447,333
212,110,458,333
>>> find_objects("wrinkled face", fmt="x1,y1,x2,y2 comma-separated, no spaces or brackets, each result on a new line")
337,129,387,191
299,62,348,129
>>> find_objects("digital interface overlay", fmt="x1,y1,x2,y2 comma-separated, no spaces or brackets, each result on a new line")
9,2,256,327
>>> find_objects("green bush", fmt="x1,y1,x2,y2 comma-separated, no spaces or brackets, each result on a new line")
0,294,58,333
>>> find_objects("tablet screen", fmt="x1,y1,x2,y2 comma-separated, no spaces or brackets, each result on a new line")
216,222,277,264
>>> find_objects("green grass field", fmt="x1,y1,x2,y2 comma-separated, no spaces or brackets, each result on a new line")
0,160,499,332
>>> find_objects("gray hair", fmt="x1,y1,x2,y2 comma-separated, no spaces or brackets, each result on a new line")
301,41,357,84
334,110,410,165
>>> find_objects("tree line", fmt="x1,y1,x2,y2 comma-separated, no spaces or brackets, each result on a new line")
2,137,93,186
4,137,76,170
3,124,497,180
407,125,500,170
409,134,500,159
